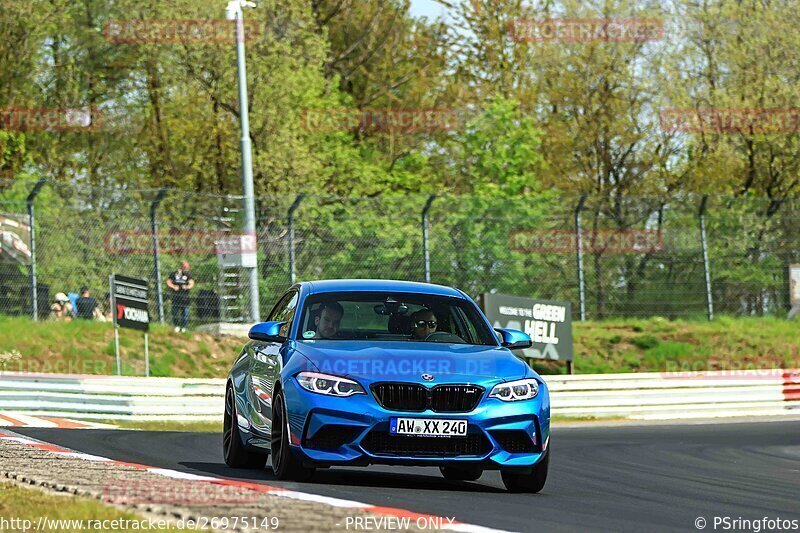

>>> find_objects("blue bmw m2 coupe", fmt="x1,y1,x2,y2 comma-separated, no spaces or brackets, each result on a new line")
223,280,550,492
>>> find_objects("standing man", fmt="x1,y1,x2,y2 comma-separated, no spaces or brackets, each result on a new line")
166,260,195,333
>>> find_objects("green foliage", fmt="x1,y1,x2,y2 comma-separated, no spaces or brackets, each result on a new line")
631,335,660,350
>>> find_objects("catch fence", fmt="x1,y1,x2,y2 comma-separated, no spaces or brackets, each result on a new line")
1,179,798,325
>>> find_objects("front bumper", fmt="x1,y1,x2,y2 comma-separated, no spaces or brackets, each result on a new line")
250,377,550,469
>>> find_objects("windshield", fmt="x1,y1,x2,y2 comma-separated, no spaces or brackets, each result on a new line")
296,292,498,346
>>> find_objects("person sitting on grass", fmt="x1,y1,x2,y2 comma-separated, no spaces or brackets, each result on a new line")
50,292,75,321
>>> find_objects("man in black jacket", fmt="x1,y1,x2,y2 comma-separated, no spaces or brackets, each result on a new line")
166,261,195,332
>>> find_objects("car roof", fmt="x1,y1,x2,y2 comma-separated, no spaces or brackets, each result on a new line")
302,279,465,298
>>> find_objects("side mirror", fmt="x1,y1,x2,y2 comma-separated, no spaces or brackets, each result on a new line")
249,321,287,343
495,328,532,350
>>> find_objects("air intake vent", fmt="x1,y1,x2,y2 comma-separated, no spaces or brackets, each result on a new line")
362,430,490,457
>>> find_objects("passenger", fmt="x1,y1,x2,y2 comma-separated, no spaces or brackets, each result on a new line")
50,292,75,321
315,301,344,339
410,309,438,340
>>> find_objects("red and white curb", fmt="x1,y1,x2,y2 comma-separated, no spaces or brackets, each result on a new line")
0,412,115,429
0,432,512,533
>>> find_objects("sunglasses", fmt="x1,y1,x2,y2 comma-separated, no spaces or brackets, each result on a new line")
414,320,437,328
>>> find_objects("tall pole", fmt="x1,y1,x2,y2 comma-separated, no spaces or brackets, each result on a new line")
26,179,47,321
575,194,587,321
699,195,714,321
150,188,168,324
227,0,260,322
110,274,121,376
287,194,305,284
422,195,436,283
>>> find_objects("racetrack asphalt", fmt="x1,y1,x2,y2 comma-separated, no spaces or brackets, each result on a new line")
11,419,800,532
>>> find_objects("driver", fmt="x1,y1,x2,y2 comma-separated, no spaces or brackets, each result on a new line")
410,308,438,340
315,301,344,339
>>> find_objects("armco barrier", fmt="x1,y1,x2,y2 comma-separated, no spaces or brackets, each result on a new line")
547,370,800,420
0,373,224,422
0,370,798,422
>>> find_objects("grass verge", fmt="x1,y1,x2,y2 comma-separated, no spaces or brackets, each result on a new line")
95,419,222,432
531,315,799,375
0,315,242,378
0,482,181,532
1,314,797,377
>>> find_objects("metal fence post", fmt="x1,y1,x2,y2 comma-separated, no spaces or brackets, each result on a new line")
422,195,436,283
25,179,47,321
150,188,168,324
287,194,305,284
575,194,587,321
699,195,714,321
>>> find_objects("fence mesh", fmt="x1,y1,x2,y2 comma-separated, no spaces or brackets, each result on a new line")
1,178,799,325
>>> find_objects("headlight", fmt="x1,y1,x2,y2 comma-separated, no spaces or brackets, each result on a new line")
296,372,365,397
489,378,539,401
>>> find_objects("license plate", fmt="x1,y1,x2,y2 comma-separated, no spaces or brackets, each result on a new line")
389,418,468,437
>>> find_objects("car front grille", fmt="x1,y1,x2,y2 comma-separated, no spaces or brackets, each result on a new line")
361,430,491,457
372,383,428,411
371,383,484,413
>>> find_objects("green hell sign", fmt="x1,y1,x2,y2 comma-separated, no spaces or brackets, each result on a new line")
480,293,573,362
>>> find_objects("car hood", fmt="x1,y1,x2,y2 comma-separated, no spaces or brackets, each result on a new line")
293,340,529,384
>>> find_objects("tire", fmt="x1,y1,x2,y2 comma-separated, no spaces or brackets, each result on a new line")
439,466,482,481
271,390,315,481
501,448,549,493
223,386,267,469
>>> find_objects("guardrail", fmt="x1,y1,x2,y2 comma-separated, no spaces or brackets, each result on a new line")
0,373,224,422
547,370,800,420
0,370,798,422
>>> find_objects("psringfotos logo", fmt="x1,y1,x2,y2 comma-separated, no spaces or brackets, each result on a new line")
510,18,664,43
660,108,800,134
0,108,102,132
103,19,260,44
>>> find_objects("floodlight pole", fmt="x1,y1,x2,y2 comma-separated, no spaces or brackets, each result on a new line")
422,195,436,283
227,0,260,322
699,195,713,321
26,179,47,321
575,194,587,321
150,188,168,324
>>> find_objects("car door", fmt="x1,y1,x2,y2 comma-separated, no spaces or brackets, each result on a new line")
250,290,299,429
